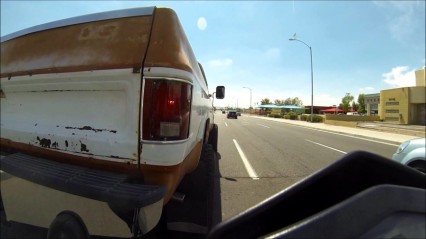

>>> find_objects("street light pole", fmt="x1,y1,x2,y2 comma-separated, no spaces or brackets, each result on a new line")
243,86,252,114
289,35,314,122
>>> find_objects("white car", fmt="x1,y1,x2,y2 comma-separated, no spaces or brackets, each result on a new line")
392,138,425,173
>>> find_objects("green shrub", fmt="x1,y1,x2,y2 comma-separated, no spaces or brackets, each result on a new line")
301,114,323,122
288,112,297,120
268,113,281,118
311,114,324,122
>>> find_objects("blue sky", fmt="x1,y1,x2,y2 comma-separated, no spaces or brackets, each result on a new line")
1,1,425,108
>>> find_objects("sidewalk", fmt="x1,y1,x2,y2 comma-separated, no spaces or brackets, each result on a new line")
248,115,423,144
357,122,426,138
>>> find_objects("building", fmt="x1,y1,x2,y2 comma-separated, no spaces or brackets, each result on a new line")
379,68,425,125
303,106,334,114
364,93,380,115
416,68,426,87
319,108,345,114
257,104,305,114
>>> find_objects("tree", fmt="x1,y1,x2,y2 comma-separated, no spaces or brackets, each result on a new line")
341,93,354,113
284,97,292,105
283,97,303,106
291,97,303,107
274,99,285,106
260,98,271,105
357,94,366,114
352,101,359,112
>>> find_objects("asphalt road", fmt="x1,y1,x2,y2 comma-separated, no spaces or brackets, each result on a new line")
215,113,400,221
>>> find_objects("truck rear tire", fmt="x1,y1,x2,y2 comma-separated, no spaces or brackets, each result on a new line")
47,212,88,239
208,124,218,152
165,144,218,238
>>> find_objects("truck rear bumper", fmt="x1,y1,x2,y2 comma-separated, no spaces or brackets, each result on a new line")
0,153,166,237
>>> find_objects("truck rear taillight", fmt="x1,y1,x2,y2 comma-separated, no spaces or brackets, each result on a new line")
142,79,192,141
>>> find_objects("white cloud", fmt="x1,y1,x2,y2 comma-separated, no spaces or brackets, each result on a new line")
358,86,375,93
313,94,341,106
373,1,423,43
382,66,416,88
197,17,207,31
389,14,412,42
207,58,233,68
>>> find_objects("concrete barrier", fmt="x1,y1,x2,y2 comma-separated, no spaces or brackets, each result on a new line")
324,120,358,128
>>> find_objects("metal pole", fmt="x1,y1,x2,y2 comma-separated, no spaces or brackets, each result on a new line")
243,87,252,114
289,36,314,122
249,89,252,114
309,46,313,122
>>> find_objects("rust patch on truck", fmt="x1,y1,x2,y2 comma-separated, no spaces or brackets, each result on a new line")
79,141,90,152
1,16,153,79
79,23,119,40
110,155,132,160
1,139,142,177
36,137,51,148
64,125,117,133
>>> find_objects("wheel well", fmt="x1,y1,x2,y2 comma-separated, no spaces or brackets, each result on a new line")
55,211,88,235
407,159,426,173
407,159,425,166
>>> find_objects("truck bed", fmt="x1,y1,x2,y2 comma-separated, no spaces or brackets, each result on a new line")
0,153,166,209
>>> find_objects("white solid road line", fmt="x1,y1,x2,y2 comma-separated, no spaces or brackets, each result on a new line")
233,139,259,180
224,122,228,127
302,127,400,147
257,124,270,128
306,139,347,154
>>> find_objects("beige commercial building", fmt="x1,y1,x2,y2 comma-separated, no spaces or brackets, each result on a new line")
379,68,425,125
365,93,380,115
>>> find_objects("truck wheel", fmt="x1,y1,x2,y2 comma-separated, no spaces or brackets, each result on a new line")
201,144,219,230
165,144,219,238
47,212,88,239
208,124,218,152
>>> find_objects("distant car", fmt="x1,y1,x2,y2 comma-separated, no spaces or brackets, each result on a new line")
222,110,226,114
236,111,241,116
227,111,238,119
392,138,425,173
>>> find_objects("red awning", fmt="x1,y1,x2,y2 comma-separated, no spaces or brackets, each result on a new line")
320,108,344,113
